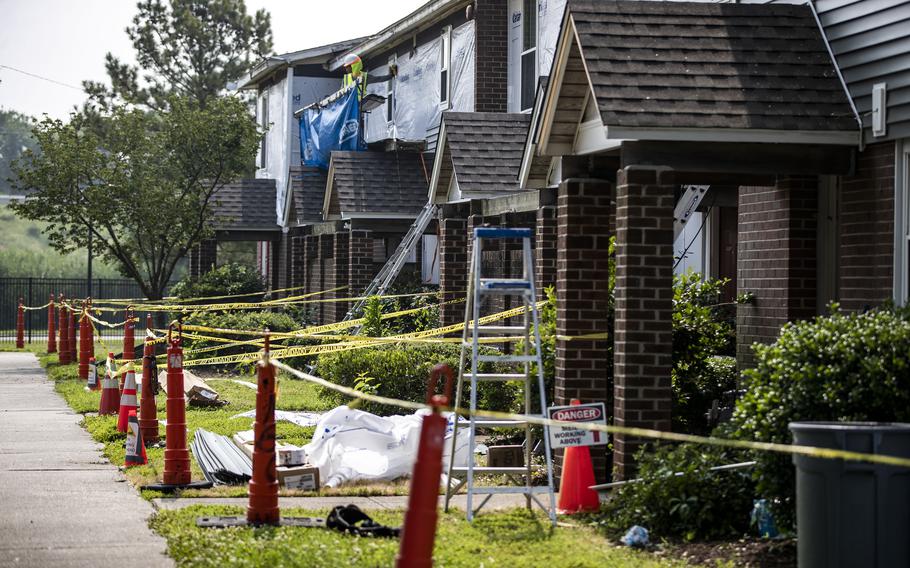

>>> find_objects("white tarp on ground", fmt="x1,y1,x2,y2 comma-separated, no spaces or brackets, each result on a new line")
231,409,324,428
303,406,470,487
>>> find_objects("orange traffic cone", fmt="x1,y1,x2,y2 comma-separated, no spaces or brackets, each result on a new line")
98,353,120,415
557,400,601,515
124,410,147,467
117,363,138,433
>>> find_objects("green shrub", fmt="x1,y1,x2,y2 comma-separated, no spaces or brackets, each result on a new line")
672,272,736,434
731,306,910,529
315,343,517,416
595,442,755,541
170,263,264,302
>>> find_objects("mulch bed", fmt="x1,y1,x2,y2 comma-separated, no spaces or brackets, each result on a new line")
652,537,796,568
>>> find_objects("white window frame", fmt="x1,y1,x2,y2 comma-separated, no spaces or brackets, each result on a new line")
896,139,910,306
440,26,452,109
519,0,538,113
259,90,268,169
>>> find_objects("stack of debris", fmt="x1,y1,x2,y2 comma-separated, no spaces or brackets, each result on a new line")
191,429,252,485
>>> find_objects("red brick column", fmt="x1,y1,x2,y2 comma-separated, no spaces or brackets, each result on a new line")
349,230,375,307
736,176,818,368
188,239,217,278
318,234,334,324
329,232,350,323
535,205,557,294
291,235,306,290
439,216,469,329
555,178,615,483
613,167,675,480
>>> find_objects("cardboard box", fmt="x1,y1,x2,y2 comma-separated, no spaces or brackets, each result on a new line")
232,431,307,466
487,445,524,468
277,465,320,491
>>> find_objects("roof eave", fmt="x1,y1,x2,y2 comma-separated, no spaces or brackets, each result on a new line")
605,125,861,147
326,0,469,71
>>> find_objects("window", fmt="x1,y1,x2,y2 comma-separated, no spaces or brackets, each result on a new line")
440,26,452,107
259,91,268,168
520,0,537,112
387,55,396,124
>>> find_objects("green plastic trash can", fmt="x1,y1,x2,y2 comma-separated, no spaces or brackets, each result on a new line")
790,422,910,568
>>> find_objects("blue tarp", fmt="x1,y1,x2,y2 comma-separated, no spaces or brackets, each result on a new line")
298,86,364,169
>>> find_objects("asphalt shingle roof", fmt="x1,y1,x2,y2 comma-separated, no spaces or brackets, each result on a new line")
211,179,279,230
290,166,328,224
327,151,427,217
443,112,531,194
569,0,857,132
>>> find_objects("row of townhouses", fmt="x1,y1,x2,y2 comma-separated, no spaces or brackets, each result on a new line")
186,0,910,480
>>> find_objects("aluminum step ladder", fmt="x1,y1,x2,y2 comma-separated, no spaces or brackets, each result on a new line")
444,227,557,524
344,201,437,327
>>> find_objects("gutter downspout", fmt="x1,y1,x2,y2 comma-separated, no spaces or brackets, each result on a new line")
808,1,864,151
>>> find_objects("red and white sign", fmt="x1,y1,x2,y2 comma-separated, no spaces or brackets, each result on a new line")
547,402,608,449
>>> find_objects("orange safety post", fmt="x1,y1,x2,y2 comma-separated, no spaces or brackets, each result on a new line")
47,295,56,354
123,307,135,362
57,297,70,364
98,352,121,415
139,314,159,444
15,298,25,349
247,330,280,526
68,307,77,364
78,300,93,380
396,364,455,568
142,323,211,491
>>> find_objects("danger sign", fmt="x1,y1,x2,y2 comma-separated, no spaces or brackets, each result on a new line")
547,402,608,449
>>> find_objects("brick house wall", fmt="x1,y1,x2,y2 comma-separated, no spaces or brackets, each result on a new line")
839,141,895,311
736,177,818,368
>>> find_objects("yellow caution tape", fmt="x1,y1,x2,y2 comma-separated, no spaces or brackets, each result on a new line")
271,360,910,470
21,302,52,311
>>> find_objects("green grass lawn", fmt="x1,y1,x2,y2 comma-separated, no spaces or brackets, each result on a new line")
152,505,690,568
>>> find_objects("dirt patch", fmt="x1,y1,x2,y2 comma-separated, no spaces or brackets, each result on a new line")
655,537,796,568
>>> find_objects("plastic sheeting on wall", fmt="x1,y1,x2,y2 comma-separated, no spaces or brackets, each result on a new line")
262,77,290,223
392,37,442,142
450,21,475,112
538,0,568,78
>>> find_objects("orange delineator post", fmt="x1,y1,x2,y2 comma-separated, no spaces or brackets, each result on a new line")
68,308,77,364
396,364,455,568
98,352,121,415
78,302,92,380
47,295,56,354
162,325,191,486
247,331,280,526
58,297,70,364
139,314,159,444
123,307,135,362
15,298,25,349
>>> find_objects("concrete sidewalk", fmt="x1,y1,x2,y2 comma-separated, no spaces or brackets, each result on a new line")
0,352,171,568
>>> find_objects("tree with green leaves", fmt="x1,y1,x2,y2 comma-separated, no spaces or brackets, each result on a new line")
0,109,38,194
10,96,261,299
83,0,272,111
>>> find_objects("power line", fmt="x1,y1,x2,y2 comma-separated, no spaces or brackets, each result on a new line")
0,64,85,92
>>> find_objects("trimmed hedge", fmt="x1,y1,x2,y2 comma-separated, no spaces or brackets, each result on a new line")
732,306,910,528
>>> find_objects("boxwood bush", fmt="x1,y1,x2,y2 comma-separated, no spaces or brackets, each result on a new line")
731,306,910,529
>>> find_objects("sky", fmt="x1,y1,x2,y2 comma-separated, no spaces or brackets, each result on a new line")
0,0,427,120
